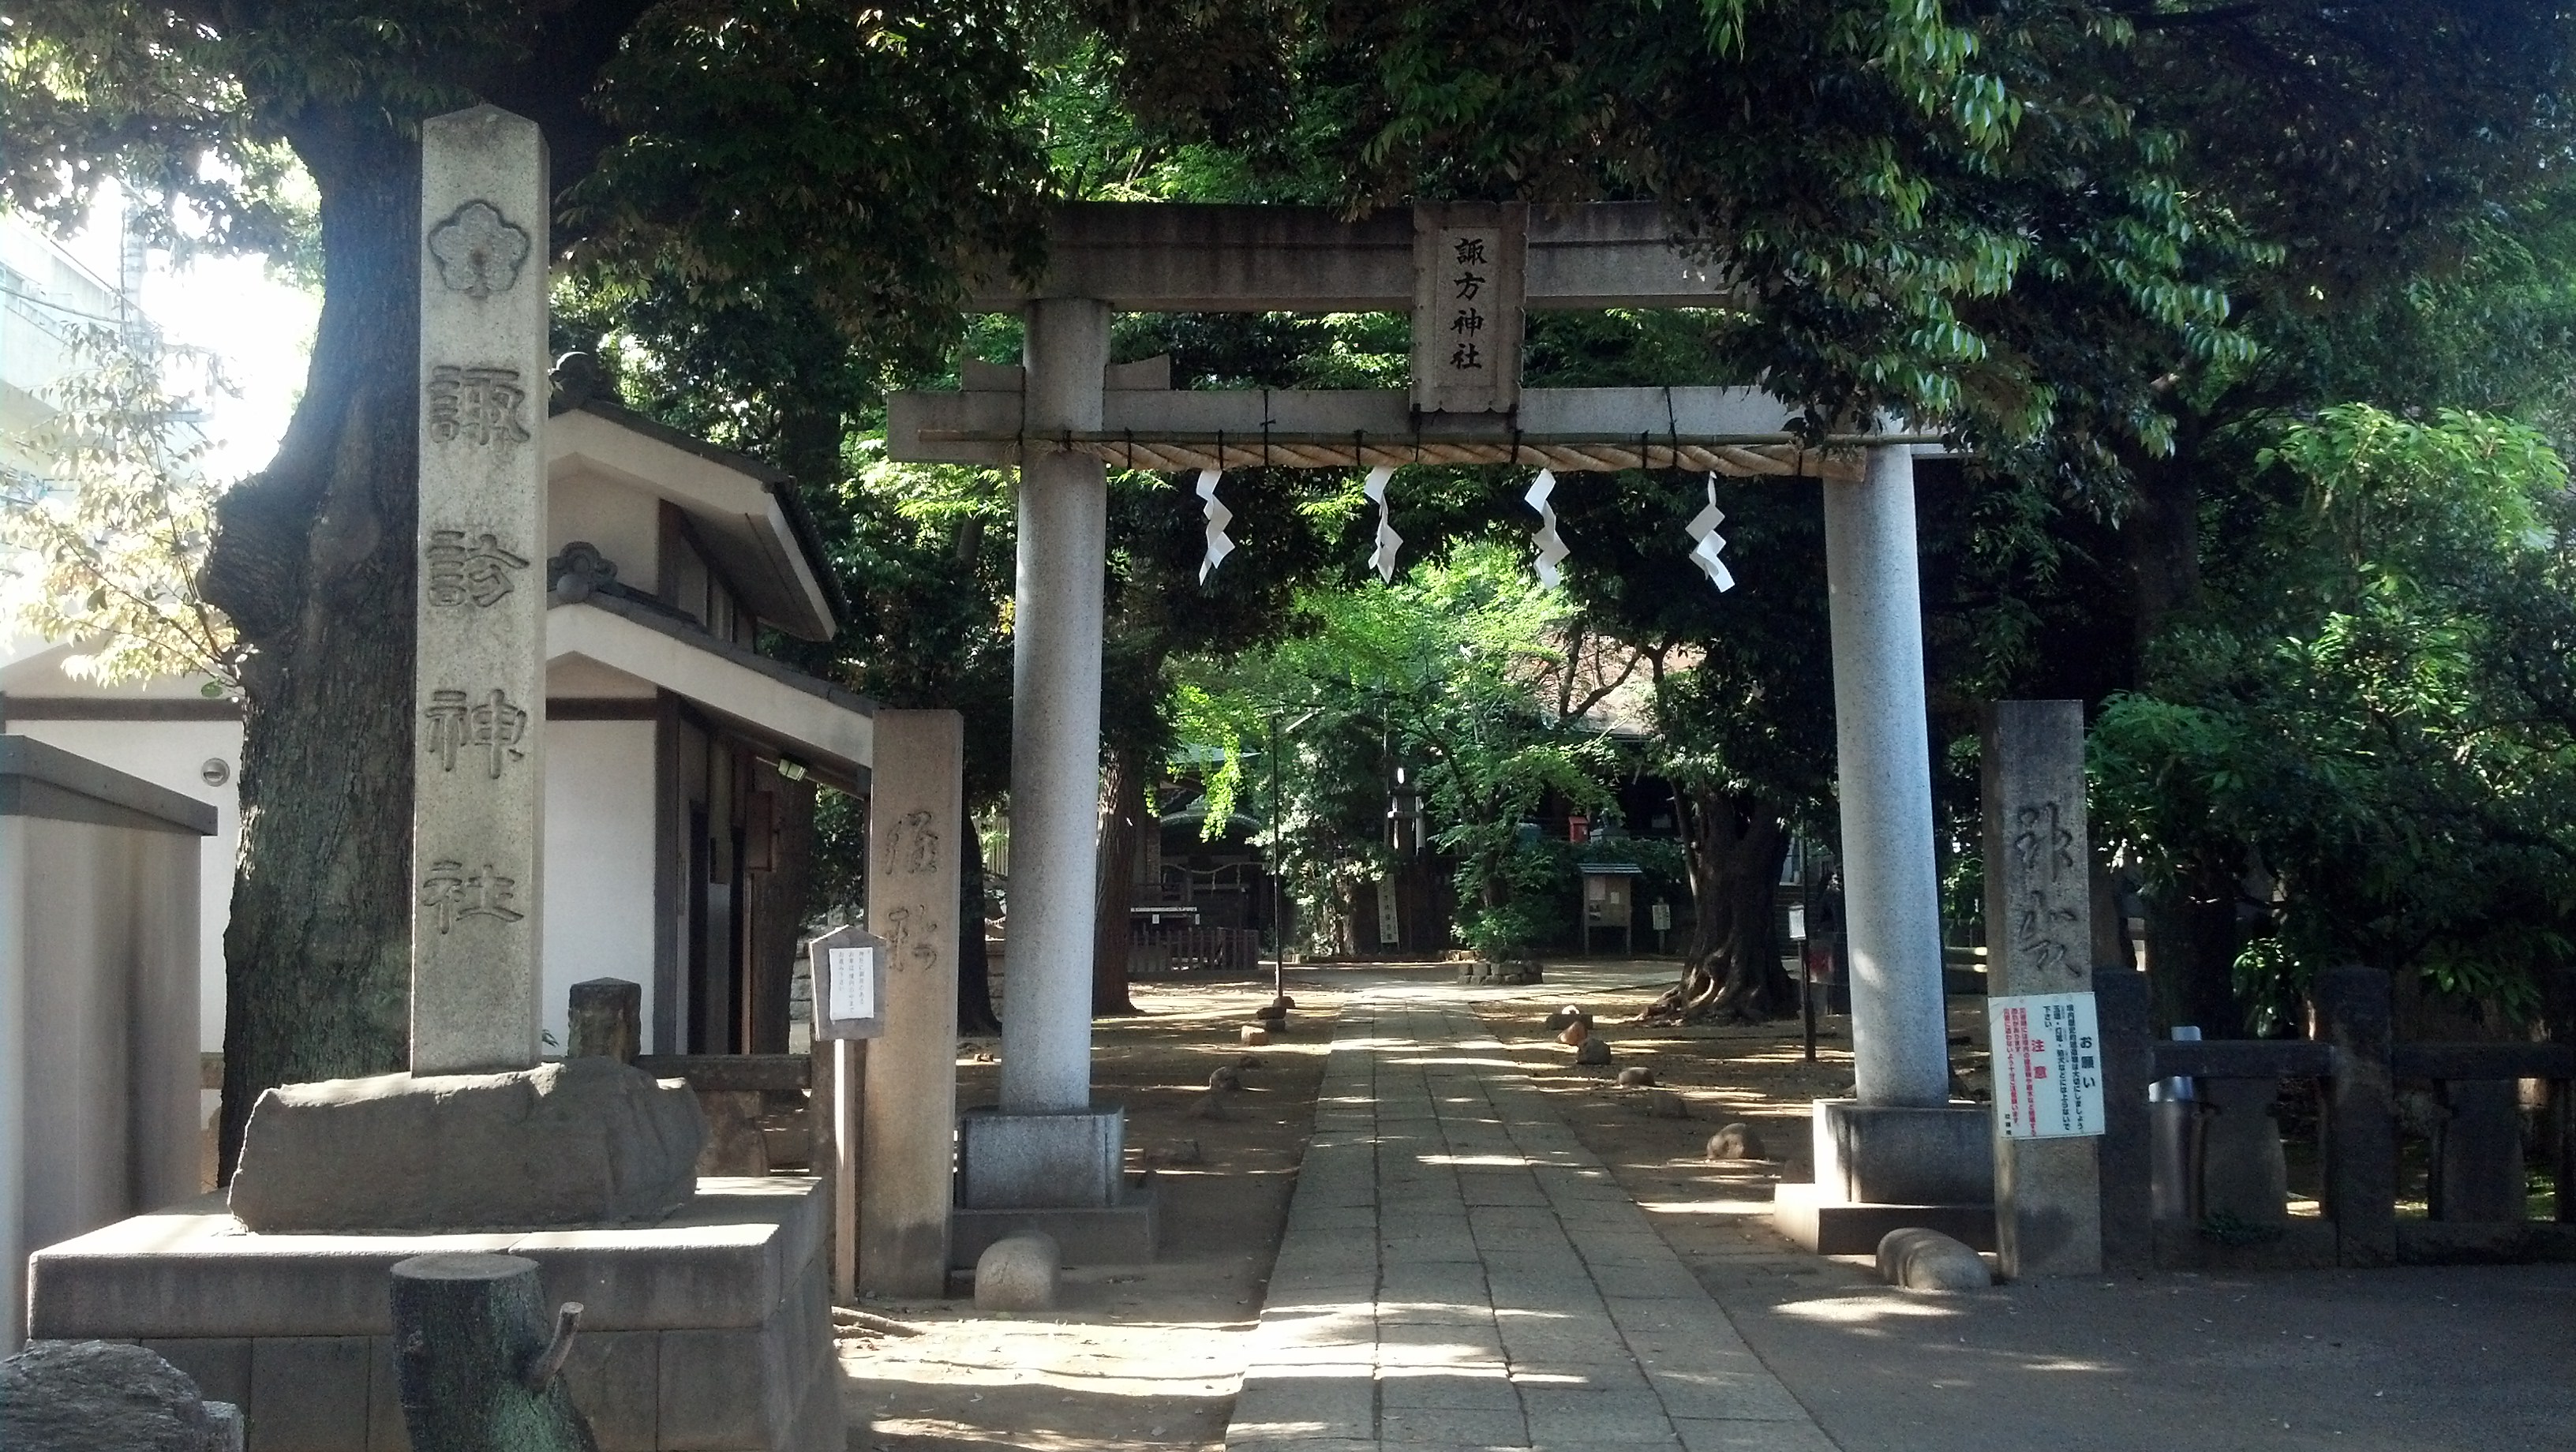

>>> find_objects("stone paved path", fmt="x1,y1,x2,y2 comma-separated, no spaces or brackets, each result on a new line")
1226,989,1839,1451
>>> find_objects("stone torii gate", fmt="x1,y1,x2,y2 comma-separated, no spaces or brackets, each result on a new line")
890,202,1967,1253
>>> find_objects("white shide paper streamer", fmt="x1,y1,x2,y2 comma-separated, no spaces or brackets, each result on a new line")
1196,467,1234,583
1686,473,1735,592
1525,469,1568,588
1365,465,1402,582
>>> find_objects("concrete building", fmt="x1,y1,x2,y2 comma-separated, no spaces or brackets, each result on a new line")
1,386,872,1061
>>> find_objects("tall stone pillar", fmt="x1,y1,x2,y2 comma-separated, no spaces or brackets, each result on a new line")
955,298,1148,1259
1822,444,1949,1107
1983,699,2103,1275
410,106,549,1075
998,297,1111,1114
860,710,964,1296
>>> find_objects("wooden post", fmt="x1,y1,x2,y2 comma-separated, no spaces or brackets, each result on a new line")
389,1252,593,1452
2092,966,2155,1271
565,979,640,1063
831,1038,861,1301
2317,965,2397,1267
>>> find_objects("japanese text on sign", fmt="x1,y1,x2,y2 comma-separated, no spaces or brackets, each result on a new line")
1990,990,2104,1139
829,945,877,1023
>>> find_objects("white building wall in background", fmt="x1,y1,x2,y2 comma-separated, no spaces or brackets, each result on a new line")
541,718,658,1049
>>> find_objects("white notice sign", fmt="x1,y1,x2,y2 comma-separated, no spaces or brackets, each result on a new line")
829,945,877,1023
1990,990,2104,1139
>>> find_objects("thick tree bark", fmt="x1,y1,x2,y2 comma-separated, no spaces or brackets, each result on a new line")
2145,857,2245,1036
2120,429,2204,672
958,818,1001,1033
390,1252,596,1452
1642,785,1792,1024
1090,747,1144,1015
204,119,424,1176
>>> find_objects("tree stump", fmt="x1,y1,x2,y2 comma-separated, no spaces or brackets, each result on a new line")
389,1253,597,1452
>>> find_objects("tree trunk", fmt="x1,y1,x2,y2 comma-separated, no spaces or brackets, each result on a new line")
958,818,1000,1034
2121,430,2203,673
204,119,425,1177
390,1252,596,1452
1642,785,1792,1024
2145,857,2244,1036
1090,747,1143,1015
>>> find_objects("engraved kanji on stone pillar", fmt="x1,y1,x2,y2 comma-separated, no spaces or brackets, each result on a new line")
1982,698,2103,1275
410,104,550,1076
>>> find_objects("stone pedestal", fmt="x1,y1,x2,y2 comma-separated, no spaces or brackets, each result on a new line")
1772,1101,1995,1255
27,1180,839,1452
953,1106,1155,1267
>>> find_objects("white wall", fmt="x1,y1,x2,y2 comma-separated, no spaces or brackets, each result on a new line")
1,808,204,1352
541,718,659,1050
5,718,241,1053
548,468,663,596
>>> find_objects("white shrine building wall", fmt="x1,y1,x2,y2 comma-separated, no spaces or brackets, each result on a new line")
541,714,659,1046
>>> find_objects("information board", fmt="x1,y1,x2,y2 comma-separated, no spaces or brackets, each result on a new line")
809,923,888,1040
1989,990,2104,1139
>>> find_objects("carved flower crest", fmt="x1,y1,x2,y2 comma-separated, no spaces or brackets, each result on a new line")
427,200,532,299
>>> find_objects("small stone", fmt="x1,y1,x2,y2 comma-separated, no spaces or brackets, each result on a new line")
1616,1066,1657,1088
1574,1038,1612,1067
1643,1090,1690,1119
1237,1054,1264,1070
0,1340,240,1452
1152,1140,1204,1166
1706,1123,1767,1160
1254,1001,1286,1022
1271,994,1297,1012
1186,1091,1232,1121
1541,1005,1589,1033
1206,1066,1243,1092
1558,1019,1591,1046
974,1233,1061,1312
1876,1228,1993,1293
1240,1025,1270,1046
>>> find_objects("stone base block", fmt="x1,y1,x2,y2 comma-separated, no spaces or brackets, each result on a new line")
1811,1099,1994,1206
227,1059,705,1232
957,1106,1125,1210
1771,1181,1996,1256
950,1185,1159,1269
1456,959,1542,985
26,1178,837,1452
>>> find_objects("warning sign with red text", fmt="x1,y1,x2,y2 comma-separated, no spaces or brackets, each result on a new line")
1990,991,2104,1139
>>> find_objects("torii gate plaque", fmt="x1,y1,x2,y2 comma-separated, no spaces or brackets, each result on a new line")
895,203,1956,1253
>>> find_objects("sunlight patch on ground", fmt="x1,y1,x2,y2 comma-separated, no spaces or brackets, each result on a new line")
1638,1199,1777,1217
1769,1295,1965,1327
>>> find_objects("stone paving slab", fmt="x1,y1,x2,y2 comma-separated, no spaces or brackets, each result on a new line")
1224,991,1836,1451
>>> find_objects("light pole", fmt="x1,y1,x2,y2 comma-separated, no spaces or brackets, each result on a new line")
1269,709,1320,1001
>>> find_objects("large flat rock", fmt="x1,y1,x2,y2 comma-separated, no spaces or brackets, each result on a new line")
228,1058,704,1232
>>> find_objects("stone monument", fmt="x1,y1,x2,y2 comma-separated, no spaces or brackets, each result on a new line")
410,103,552,1076
224,105,702,1229
1981,699,2104,1275
29,104,844,1452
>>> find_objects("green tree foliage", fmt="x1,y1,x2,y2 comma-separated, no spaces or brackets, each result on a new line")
2,324,238,685
1182,540,1614,959
2092,406,2576,1031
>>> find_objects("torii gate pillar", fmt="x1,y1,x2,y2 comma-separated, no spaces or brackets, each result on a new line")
955,298,1147,1245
